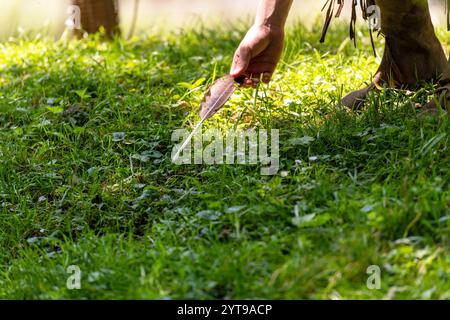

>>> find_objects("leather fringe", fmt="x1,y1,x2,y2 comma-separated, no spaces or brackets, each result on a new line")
319,0,376,55
322,0,450,45
447,0,450,30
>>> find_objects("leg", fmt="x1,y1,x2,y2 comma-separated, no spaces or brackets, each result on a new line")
342,0,447,108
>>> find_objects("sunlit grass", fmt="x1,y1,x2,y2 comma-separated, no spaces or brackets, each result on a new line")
0,23,448,299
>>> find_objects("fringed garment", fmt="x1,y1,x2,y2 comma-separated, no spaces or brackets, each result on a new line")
320,0,450,54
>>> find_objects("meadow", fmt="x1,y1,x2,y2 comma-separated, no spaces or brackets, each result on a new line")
0,21,448,299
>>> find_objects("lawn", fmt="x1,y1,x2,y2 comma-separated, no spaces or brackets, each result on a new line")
0,22,449,299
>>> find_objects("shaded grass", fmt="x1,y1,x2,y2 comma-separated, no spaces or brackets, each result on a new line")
0,22,449,299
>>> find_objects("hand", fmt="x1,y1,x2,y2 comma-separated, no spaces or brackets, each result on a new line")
230,24,285,86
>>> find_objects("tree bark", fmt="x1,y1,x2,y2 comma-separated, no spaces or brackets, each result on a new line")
73,0,120,38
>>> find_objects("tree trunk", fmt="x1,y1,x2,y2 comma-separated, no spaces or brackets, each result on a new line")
73,0,120,38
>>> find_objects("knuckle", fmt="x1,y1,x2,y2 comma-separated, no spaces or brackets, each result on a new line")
239,43,252,54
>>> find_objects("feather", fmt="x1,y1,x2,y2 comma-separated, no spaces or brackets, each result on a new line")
200,75,243,120
172,75,244,163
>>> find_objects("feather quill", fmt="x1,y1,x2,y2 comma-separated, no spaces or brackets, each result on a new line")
200,75,240,120
172,75,244,162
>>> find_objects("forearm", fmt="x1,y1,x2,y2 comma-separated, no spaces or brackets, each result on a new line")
254,0,293,29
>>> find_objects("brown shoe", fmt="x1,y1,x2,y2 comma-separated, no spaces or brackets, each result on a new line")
342,0,447,109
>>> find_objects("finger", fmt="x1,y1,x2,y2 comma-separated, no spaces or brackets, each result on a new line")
241,78,260,88
250,74,261,85
246,61,277,75
230,45,251,77
262,72,272,83
242,78,255,87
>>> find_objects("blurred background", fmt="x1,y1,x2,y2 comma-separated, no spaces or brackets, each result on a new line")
0,0,447,40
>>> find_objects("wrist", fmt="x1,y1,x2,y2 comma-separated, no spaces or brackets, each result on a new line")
253,22,284,35
254,0,292,30
254,20,286,30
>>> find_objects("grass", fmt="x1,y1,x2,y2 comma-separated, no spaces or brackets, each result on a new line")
0,21,448,299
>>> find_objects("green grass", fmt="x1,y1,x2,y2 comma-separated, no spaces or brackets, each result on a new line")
0,22,449,299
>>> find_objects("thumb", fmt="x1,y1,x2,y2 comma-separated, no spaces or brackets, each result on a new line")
230,45,251,77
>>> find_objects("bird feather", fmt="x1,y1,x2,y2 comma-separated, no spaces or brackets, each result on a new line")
200,75,241,120
172,75,244,163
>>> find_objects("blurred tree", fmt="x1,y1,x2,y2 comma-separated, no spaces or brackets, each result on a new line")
73,0,120,38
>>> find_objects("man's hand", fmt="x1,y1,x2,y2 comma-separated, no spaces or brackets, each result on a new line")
230,24,284,86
